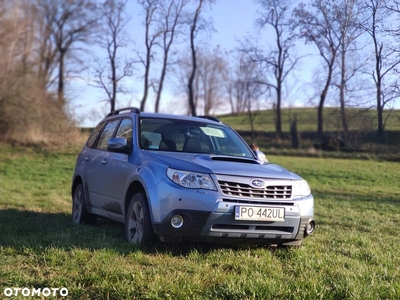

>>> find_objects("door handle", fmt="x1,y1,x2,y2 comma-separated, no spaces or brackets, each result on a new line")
101,159,107,164
85,156,89,161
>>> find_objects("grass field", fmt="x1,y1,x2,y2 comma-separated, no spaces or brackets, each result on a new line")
1,145,400,299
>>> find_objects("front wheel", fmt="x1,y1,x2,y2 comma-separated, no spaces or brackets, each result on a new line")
72,183,96,225
125,192,156,245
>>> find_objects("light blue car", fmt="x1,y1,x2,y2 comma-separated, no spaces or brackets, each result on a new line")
72,107,315,247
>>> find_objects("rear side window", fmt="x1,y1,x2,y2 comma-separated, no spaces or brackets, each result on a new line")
95,119,120,151
86,121,105,149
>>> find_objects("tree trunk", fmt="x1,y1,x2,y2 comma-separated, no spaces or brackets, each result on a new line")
57,51,65,107
140,50,151,112
275,85,282,140
187,0,203,117
376,84,384,143
339,50,348,135
155,57,167,113
111,55,116,112
188,40,197,116
317,96,324,137
317,65,333,137
290,115,300,149
248,110,255,141
374,42,384,143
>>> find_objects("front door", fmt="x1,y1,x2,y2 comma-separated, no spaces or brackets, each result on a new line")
87,118,121,212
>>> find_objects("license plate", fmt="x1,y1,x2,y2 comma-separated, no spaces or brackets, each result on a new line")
235,206,285,222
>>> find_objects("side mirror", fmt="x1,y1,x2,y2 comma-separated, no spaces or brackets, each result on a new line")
107,137,130,154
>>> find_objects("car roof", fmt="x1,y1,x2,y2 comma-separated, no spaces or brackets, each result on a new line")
140,112,221,124
102,107,223,126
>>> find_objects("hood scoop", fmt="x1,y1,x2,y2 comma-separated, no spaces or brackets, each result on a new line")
209,155,260,164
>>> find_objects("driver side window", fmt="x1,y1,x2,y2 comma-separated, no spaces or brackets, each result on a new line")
115,118,133,150
96,119,120,151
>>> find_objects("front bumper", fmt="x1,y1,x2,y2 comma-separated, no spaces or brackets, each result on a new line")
152,195,314,244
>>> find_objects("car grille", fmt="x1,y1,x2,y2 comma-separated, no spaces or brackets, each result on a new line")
218,181,292,199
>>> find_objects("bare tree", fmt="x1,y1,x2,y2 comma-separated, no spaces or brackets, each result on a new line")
226,53,248,115
389,0,400,25
167,0,214,116
252,0,301,140
0,1,28,134
31,2,58,90
154,0,188,113
334,0,365,135
0,1,49,134
92,0,133,112
171,50,201,115
241,57,265,140
0,1,80,143
138,0,163,112
187,0,204,116
227,51,266,131
172,46,226,115
294,0,341,137
37,0,98,107
197,47,228,115
361,0,400,142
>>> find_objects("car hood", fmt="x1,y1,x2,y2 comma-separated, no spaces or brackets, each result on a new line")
143,151,298,180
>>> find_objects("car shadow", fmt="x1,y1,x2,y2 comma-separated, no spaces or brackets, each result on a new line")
0,209,270,257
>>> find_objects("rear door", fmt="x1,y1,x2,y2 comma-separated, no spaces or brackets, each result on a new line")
79,121,105,209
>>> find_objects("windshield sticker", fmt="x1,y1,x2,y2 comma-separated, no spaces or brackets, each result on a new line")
200,127,225,138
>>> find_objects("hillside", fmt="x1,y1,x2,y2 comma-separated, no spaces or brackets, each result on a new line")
218,107,400,160
218,107,400,133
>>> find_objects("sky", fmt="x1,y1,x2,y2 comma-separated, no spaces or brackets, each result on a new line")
69,0,316,127
208,0,259,49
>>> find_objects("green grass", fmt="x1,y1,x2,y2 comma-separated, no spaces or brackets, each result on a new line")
1,145,400,299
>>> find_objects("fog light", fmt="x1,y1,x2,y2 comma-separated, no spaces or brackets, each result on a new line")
306,220,315,236
171,215,184,228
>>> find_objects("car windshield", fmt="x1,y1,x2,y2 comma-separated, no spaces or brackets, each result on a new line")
139,117,254,158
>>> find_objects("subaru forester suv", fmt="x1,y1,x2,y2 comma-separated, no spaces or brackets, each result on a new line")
72,107,315,246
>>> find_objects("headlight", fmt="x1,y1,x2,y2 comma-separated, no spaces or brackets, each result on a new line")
167,168,216,190
292,179,311,198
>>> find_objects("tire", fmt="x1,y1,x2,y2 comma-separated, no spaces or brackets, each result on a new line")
125,192,156,245
72,183,96,225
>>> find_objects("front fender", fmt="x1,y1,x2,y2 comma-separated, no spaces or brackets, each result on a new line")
123,155,169,218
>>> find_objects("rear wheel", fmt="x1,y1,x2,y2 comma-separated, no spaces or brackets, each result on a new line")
72,183,96,225
125,192,156,245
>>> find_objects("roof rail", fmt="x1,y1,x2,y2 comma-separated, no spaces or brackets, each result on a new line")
106,107,141,117
196,115,220,122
